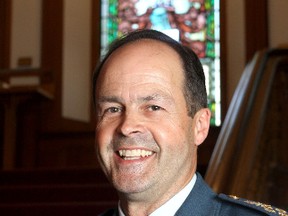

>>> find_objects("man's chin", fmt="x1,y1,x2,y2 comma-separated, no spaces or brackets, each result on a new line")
113,179,151,196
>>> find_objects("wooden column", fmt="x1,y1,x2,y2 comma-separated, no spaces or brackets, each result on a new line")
0,0,11,69
245,0,269,62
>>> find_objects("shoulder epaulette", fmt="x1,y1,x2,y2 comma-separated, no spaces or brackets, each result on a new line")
218,194,288,216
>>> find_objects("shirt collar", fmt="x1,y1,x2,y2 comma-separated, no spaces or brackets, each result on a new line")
118,174,197,216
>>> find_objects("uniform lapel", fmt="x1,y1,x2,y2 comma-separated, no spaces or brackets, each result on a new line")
175,173,221,216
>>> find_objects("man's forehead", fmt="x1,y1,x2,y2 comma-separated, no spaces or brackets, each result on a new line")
95,38,185,102
107,39,179,60
99,40,182,75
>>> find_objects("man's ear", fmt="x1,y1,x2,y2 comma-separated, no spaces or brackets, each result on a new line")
193,108,211,146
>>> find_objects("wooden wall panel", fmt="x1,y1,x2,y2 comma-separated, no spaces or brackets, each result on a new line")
37,132,98,168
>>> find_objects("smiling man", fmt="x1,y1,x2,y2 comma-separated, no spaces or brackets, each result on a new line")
93,30,287,216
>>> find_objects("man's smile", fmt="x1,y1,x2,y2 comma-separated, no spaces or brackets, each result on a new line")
117,149,154,160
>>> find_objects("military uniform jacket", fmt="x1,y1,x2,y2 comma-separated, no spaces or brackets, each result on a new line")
99,173,287,216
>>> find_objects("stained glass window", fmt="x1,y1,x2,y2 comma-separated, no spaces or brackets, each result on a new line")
101,0,221,126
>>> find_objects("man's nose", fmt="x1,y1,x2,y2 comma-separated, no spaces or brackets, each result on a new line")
117,112,145,136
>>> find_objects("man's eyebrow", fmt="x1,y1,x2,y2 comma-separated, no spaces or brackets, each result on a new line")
141,94,160,101
96,96,123,104
96,93,174,104
140,93,173,102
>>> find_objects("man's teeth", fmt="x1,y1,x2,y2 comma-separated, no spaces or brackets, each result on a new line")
118,149,153,158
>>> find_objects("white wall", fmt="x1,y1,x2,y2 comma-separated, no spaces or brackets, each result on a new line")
10,0,42,68
62,0,92,122
225,0,246,103
268,0,288,48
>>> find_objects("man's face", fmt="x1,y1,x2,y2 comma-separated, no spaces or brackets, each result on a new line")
95,40,209,202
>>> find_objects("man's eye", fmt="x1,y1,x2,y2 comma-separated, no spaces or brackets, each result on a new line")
148,105,162,111
107,107,121,113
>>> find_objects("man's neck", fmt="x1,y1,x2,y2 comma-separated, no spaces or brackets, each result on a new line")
118,191,171,216
118,174,197,216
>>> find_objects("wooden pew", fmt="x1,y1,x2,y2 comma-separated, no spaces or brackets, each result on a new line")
0,168,118,215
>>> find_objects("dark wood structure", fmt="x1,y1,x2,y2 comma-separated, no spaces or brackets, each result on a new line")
0,69,54,169
205,48,288,210
0,168,117,215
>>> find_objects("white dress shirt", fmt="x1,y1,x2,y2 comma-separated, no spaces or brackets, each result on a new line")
118,174,197,216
